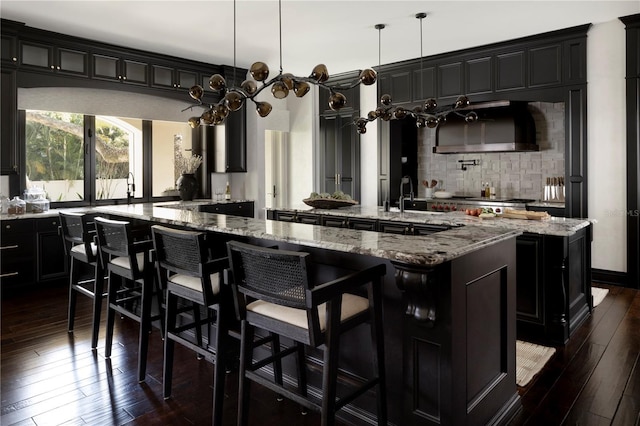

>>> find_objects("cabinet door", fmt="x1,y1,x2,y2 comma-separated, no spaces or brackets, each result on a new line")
515,234,544,324
122,59,148,85
1,220,36,289
20,41,52,69
225,107,247,172
297,213,321,225
151,65,175,88
57,48,88,76
275,211,297,222
36,218,67,282
93,54,121,81
1,34,18,65
320,112,360,200
1,69,18,175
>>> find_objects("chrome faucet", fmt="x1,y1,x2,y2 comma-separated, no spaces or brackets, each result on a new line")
126,172,135,204
399,176,414,212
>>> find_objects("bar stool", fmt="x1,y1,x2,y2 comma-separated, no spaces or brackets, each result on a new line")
94,216,162,383
151,225,231,426
226,241,388,426
59,211,106,350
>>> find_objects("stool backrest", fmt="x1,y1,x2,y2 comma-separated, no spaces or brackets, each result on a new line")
152,225,217,306
227,241,310,310
94,217,141,276
59,211,98,263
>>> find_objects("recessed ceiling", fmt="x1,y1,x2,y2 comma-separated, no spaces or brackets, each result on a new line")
2,1,639,77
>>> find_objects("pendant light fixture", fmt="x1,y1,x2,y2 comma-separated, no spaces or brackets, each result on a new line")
185,0,378,128
354,13,478,135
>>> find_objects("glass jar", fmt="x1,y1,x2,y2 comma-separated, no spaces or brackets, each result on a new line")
7,197,26,215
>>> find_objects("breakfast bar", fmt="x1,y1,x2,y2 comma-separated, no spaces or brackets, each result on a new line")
84,203,522,426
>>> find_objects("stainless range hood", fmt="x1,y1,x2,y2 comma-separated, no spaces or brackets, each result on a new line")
433,101,538,154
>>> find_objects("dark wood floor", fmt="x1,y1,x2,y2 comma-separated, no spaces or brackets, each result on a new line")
2,282,639,426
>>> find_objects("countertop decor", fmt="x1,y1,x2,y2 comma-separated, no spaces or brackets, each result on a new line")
302,198,358,209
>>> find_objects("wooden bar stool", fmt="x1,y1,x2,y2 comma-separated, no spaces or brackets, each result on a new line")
226,241,388,426
59,211,106,350
94,216,162,383
151,225,232,426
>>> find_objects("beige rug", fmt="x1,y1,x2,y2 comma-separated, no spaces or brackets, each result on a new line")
516,340,556,387
515,287,609,387
592,287,609,307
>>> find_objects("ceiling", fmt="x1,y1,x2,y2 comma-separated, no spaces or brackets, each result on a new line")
1,1,639,77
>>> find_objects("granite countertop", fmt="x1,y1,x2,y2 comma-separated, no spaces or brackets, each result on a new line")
269,204,593,237
84,204,521,267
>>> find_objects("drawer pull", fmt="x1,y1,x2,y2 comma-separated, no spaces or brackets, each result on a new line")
0,272,19,278
0,245,19,250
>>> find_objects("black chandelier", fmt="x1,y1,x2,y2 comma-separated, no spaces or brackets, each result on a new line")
353,13,478,134
185,0,377,128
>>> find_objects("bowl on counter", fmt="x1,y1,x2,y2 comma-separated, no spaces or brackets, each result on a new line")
433,191,452,199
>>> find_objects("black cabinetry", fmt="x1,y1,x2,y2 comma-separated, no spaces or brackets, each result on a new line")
92,51,148,85
516,229,592,344
1,217,67,291
19,40,88,77
376,24,589,217
319,73,360,200
199,201,254,218
36,217,67,282
151,64,198,90
1,68,18,175
0,219,35,289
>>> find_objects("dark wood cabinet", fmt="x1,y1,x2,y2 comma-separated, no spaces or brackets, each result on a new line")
1,217,67,290
0,220,36,289
199,201,254,218
319,112,360,200
412,223,449,235
496,50,526,92
378,220,412,235
224,108,247,172
465,56,493,95
92,52,148,85
151,64,198,90
321,216,348,228
347,217,377,231
437,61,463,99
1,33,18,65
19,40,88,77
36,217,67,282
1,68,18,175
516,228,592,344
529,44,562,88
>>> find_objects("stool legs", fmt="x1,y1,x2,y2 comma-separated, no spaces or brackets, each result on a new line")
137,273,154,383
238,320,254,426
67,258,79,334
90,263,105,350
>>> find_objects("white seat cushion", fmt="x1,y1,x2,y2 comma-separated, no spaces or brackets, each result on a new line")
246,293,369,332
168,273,220,295
71,242,97,257
110,252,146,271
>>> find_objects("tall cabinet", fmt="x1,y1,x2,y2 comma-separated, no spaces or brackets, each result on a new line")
318,73,361,201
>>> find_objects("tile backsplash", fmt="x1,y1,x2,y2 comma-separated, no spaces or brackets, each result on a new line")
417,102,565,200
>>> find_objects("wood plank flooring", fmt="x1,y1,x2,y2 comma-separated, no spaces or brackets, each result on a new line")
2,282,639,425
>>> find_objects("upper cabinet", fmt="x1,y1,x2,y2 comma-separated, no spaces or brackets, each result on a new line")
377,24,589,104
151,65,198,91
20,40,89,77
92,50,147,84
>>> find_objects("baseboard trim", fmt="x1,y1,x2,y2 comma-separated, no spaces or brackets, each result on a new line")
592,269,628,287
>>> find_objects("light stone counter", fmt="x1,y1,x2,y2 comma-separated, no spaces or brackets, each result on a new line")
270,204,593,237
90,203,521,267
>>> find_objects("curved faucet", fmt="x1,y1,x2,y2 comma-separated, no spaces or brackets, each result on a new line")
399,176,414,212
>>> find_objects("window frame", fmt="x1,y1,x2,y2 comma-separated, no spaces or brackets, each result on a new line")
19,110,180,208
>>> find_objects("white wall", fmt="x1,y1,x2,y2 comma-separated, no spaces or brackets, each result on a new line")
360,82,379,207
587,19,628,273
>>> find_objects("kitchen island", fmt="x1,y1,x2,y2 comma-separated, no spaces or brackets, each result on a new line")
83,203,522,426
268,205,594,345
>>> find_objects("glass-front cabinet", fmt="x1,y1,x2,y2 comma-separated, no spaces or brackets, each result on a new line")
19,40,88,77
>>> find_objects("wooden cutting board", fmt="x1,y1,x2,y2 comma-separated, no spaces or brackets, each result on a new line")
502,209,551,220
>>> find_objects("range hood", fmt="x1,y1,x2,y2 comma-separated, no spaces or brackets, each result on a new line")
433,101,538,154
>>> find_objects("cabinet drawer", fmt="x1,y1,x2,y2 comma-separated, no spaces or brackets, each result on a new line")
1,220,35,235
0,259,35,287
348,218,377,231
36,217,61,232
379,221,411,235
322,216,348,228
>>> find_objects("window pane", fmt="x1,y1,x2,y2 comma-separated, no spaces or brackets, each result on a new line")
95,116,143,200
25,110,85,202
152,121,193,197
